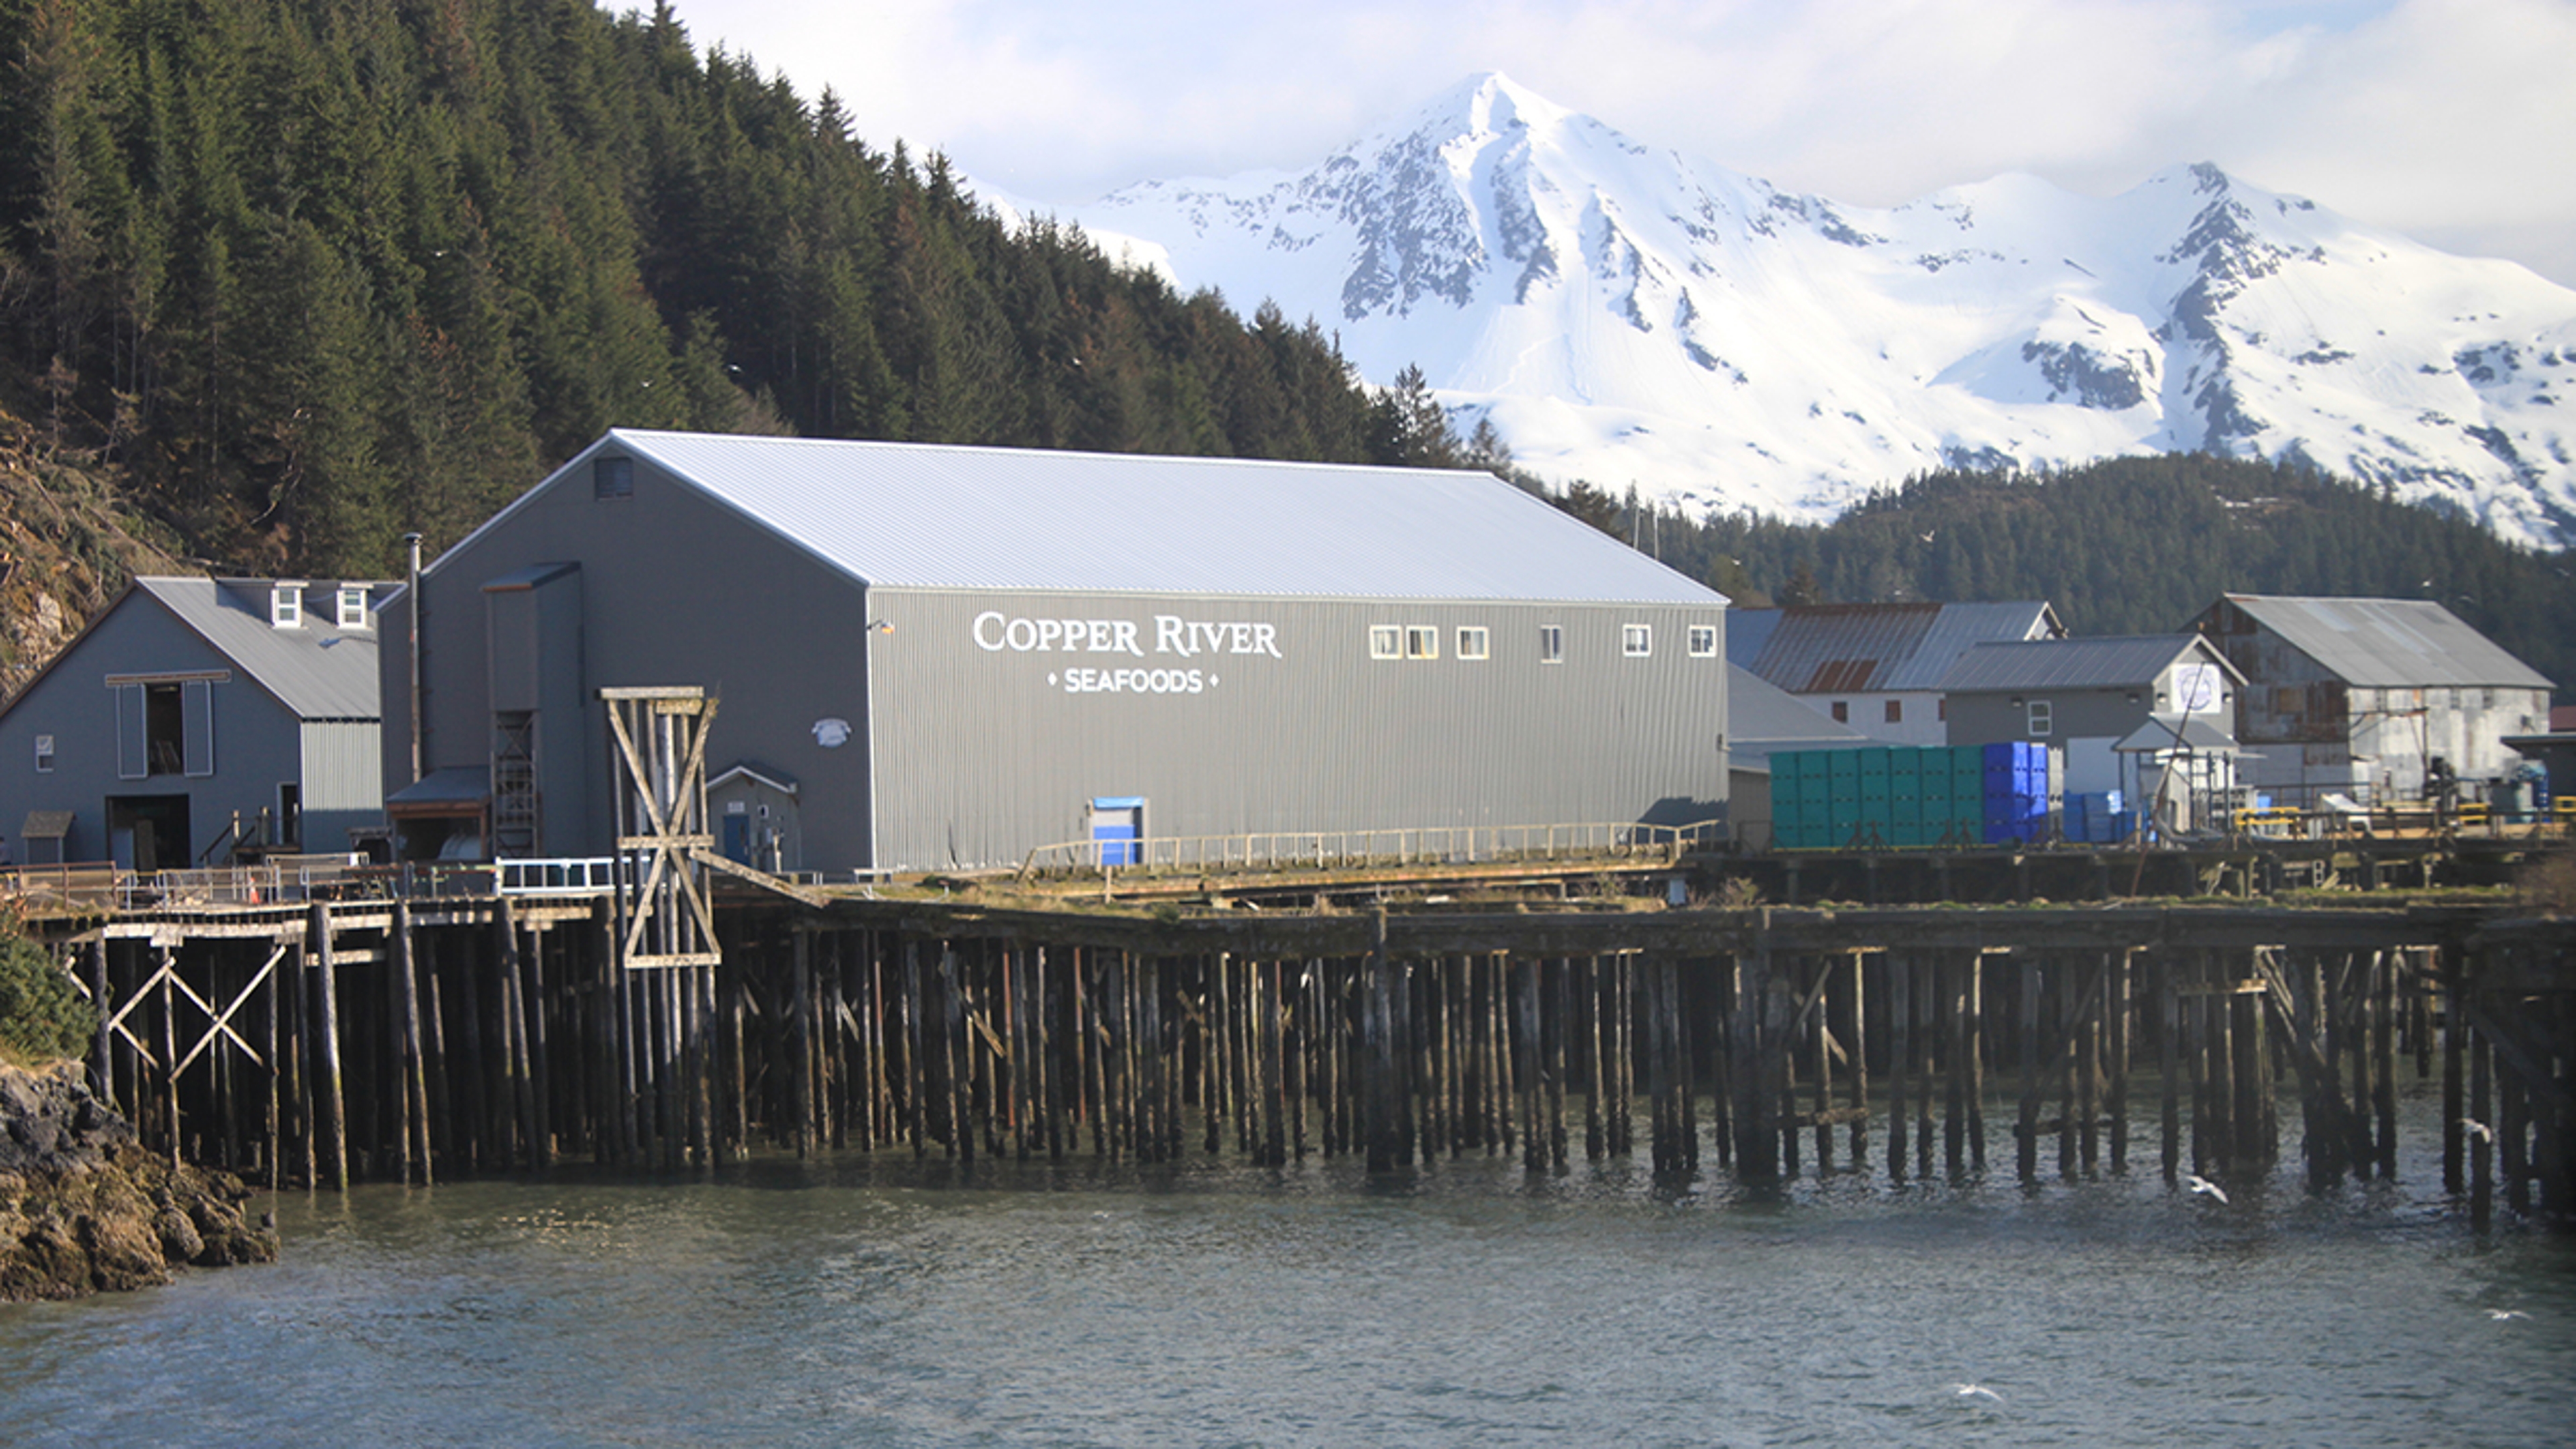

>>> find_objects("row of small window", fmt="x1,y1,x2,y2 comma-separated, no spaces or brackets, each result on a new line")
1370,624,1719,663
1824,698,2047,733
1827,698,1945,725
270,583,373,630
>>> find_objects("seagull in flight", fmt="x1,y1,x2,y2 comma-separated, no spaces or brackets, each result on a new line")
2186,1174,2229,1203
2460,1118,2494,1142
2487,1309,2530,1321
1951,1383,2002,1402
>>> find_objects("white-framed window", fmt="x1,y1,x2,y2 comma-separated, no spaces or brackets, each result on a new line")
1540,625,1564,664
2027,699,2053,737
1404,625,1439,660
1687,625,1717,657
270,581,305,629
1457,626,1489,661
337,585,370,629
1369,625,1401,660
34,735,54,773
1623,624,1652,657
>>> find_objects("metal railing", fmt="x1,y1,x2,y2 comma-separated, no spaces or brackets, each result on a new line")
0,855,374,910
1016,820,1724,882
494,857,621,895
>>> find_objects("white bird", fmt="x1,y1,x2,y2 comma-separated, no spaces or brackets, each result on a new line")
2487,1309,2530,1321
2461,1118,2495,1142
2187,1174,2229,1203
1951,1384,2002,1402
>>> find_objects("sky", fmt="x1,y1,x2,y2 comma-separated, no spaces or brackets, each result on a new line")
653,0,2576,290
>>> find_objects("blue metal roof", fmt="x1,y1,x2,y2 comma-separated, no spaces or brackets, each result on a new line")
138,578,391,719
1940,635,2239,693
445,431,1727,606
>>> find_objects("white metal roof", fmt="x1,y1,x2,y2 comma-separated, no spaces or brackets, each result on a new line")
447,430,1727,605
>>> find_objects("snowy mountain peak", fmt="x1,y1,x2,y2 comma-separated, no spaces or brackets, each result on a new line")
1396,71,1562,145
1071,80,2576,549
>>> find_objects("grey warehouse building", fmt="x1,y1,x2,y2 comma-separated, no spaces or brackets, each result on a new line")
381,430,1731,875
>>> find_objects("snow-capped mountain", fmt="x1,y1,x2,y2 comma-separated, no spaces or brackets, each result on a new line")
1064,74,2576,548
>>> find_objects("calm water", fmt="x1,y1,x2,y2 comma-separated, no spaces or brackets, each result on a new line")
6,1086,2571,1448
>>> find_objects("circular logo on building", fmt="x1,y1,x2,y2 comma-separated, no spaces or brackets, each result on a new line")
811,718,852,748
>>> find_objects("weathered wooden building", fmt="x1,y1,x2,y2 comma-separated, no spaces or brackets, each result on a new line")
0,578,391,868
379,430,1731,875
2188,595,2555,806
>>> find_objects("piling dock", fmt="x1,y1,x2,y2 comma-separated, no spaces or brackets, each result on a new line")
27,871,2573,1226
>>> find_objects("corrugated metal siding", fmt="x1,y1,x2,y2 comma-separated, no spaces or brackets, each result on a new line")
869,590,1729,871
300,722,382,810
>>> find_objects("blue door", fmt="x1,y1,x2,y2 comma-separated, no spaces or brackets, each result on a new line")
1089,797,1144,867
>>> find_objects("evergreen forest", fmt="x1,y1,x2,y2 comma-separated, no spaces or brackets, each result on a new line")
0,0,1467,581
1573,455,2576,693
0,0,2566,701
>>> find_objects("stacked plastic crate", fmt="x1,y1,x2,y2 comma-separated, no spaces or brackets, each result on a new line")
1772,745,2025,849
2063,790,2134,843
1982,741,2050,845
1943,745,1985,845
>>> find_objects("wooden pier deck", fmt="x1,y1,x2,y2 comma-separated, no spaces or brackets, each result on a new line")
22,869,2573,1226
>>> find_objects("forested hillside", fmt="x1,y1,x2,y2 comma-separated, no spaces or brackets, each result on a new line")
3,3,2566,705
1570,455,2575,692
0,0,1453,583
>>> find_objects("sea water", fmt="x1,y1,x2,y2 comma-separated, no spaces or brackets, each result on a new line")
5,1084,2570,1448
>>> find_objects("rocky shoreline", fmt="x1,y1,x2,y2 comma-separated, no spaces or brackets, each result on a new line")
1,1061,277,1301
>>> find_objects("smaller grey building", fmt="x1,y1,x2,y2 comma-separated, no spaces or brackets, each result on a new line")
0,578,392,868
1942,635,2245,830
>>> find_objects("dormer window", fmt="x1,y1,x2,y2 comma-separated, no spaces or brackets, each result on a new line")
337,585,370,629
271,581,306,629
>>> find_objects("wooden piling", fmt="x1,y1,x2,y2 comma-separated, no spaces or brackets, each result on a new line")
309,907,348,1192
394,903,429,1186
2017,955,2040,1183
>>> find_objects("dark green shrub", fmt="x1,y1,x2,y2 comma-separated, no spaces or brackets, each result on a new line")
0,932,95,1063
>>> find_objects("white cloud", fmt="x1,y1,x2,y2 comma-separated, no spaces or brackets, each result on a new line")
658,0,2576,287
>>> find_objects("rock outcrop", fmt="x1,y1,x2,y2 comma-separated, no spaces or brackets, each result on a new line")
0,1061,277,1301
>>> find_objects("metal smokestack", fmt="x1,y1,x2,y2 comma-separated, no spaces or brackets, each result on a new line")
404,532,424,785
